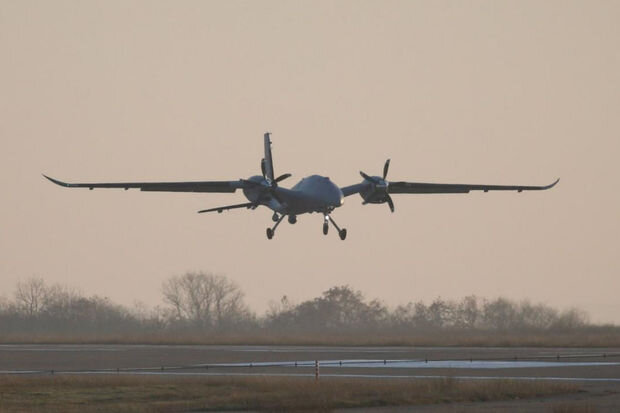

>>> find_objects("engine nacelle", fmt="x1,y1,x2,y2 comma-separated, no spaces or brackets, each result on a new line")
242,175,268,203
358,159,395,212
359,176,389,204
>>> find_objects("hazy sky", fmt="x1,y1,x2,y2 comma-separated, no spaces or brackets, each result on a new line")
2,1,619,322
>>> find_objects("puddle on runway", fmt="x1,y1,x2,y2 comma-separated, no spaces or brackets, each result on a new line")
217,359,620,370
327,360,620,369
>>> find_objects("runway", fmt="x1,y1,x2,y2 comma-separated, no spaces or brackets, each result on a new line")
1,344,619,382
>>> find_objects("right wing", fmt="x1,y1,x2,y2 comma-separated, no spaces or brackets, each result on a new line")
43,175,244,193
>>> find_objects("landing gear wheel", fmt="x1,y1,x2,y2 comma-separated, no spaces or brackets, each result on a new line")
323,222,329,235
272,213,280,222
266,228,274,239
339,229,347,240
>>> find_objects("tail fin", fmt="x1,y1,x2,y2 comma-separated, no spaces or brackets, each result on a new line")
263,132,275,182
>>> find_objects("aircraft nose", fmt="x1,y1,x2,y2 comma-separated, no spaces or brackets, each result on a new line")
330,186,344,207
323,178,344,208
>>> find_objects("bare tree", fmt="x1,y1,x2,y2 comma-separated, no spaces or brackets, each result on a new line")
162,272,248,329
14,277,48,316
517,301,557,329
553,308,589,330
454,295,480,328
427,298,451,328
42,284,82,319
482,298,518,330
212,275,244,327
265,286,388,332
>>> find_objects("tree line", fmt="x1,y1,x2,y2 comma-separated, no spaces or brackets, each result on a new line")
0,272,598,338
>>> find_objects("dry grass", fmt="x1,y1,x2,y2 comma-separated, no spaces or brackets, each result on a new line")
552,403,599,413
1,329,620,347
0,375,578,413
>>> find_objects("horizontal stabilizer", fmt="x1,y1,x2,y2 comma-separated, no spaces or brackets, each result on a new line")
198,202,256,214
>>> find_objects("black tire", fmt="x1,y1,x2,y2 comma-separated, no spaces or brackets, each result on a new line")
323,222,329,235
339,229,347,240
266,228,274,239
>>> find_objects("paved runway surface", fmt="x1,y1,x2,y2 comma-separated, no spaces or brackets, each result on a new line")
1,344,619,383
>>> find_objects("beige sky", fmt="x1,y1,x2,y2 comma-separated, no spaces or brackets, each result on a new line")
1,1,619,322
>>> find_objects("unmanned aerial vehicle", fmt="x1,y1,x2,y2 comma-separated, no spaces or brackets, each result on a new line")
44,133,558,240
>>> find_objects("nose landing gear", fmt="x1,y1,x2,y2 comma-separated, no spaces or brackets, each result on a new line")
323,215,347,240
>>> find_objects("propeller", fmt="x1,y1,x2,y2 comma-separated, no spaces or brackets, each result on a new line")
383,158,390,180
360,159,395,213
385,194,394,213
256,159,292,205
261,159,291,184
274,173,291,183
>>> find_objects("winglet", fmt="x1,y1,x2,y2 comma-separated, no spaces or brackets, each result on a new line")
545,178,560,190
42,174,70,187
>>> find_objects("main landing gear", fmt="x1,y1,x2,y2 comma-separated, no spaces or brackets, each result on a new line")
265,214,347,240
323,215,347,240
266,214,286,239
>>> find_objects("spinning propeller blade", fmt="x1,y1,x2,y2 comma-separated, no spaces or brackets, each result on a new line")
274,173,292,183
260,159,267,179
359,171,380,185
383,159,390,180
386,194,395,213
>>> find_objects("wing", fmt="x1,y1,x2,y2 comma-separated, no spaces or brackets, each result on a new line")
341,183,367,197
388,178,559,194
341,179,559,196
43,175,244,193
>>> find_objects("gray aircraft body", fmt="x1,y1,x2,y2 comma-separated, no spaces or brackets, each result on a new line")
45,132,558,240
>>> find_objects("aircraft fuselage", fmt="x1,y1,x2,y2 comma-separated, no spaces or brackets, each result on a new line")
242,174,344,216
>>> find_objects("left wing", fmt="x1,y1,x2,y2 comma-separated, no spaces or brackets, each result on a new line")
341,183,367,197
388,178,559,194
43,175,244,193
341,178,559,196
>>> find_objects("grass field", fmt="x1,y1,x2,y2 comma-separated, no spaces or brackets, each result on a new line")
0,375,579,412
